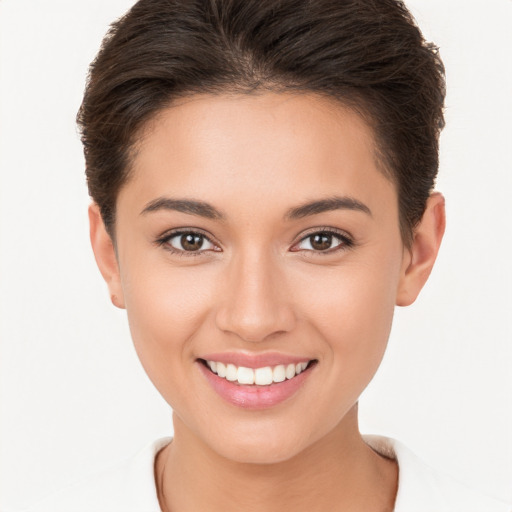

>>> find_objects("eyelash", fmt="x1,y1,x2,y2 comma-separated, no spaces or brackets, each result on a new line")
155,228,354,257
155,229,219,257
291,228,354,255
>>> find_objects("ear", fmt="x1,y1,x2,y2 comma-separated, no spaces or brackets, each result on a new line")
88,203,125,309
396,192,446,307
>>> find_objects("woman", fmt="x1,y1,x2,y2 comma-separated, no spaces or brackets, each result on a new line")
10,0,511,510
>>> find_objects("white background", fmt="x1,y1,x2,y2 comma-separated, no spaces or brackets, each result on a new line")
0,0,511,509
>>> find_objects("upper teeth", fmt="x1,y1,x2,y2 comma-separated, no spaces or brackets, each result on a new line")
206,360,309,386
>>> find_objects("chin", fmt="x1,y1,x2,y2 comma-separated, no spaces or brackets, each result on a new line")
199,417,322,465
216,437,306,465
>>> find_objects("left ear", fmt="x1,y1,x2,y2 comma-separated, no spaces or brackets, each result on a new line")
396,192,446,307
89,203,126,309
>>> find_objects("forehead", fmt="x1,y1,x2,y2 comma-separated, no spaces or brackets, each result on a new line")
123,92,395,219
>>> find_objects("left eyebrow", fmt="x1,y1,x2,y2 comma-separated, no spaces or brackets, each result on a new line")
140,197,225,220
285,196,372,220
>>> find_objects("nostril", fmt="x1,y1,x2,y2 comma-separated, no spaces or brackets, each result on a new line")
215,306,297,343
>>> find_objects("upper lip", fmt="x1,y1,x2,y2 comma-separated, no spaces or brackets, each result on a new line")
199,352,314,369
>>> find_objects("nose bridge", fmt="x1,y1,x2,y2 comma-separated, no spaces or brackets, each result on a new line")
215,247,295,342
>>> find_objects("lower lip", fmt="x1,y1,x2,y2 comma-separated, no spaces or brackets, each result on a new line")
198,362,313,410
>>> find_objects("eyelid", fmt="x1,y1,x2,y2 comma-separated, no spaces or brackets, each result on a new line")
290,227,354,253
155,227,221,254
155,226,353,255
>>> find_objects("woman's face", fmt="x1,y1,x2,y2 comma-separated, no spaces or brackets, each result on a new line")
109,93,409,463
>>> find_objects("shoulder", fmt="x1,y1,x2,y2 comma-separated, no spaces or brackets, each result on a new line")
20,437,172,512
364,435,511,512
16,435,511,512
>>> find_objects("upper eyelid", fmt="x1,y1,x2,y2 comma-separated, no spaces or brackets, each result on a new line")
155,228,222,255
290,228,354,253
163,235,223,264
155,226,353,250
295,227,353,242
157,227,217,243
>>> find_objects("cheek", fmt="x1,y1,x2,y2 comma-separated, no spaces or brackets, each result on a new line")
120,261,217,393
299,254,401,381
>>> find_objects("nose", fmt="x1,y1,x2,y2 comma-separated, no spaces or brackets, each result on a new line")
215,250,296,343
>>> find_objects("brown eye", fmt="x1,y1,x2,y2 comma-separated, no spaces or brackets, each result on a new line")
181,233,203,251
294,230,351,253
310,233,333,251
167,232,215,252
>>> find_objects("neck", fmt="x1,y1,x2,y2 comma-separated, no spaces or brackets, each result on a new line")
156,406,397,512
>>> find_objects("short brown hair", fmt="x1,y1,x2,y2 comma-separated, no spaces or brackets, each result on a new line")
77,0,445,245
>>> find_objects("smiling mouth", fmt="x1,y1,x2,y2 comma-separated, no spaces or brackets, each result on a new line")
200,359,316,386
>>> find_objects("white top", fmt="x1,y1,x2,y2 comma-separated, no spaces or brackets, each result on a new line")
20,436,511,512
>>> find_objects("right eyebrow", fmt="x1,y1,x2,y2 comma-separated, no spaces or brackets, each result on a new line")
140,197,226,220
285,196,372,220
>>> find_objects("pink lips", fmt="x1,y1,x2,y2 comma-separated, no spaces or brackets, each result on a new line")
197,352,315,410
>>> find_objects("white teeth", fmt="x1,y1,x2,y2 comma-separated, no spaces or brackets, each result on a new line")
273,365,286,383
217,362,227,378
226,364,238,382
237,366,255,385
285,363,296,380
254,366,273,386
206,359,311,385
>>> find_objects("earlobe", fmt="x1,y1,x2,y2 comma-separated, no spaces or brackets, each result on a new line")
396,192,446,307
88,203,125,309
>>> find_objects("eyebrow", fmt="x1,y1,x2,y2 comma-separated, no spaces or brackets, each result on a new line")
140,195,372,221
285,196,372,219
140,198,225,220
